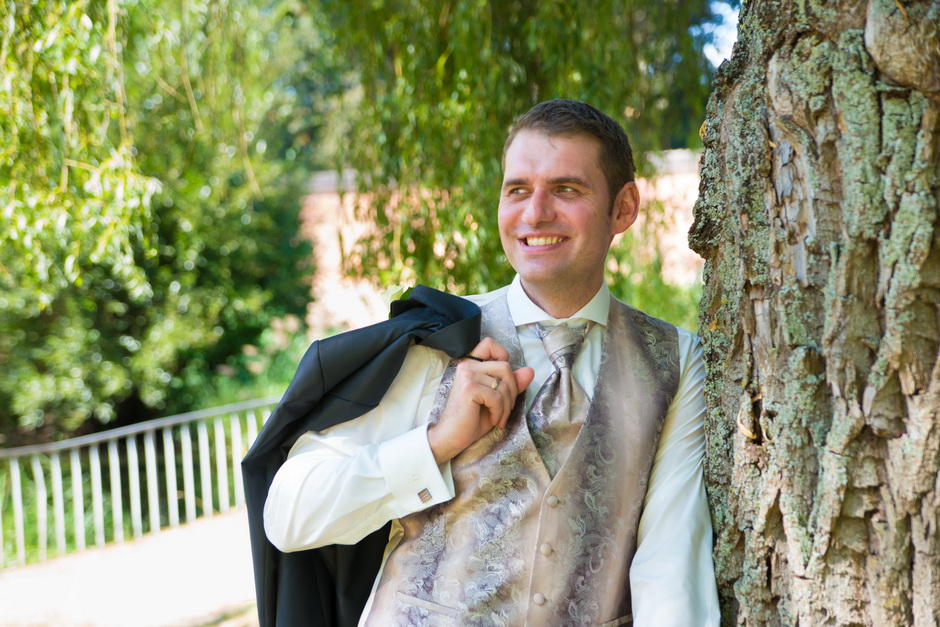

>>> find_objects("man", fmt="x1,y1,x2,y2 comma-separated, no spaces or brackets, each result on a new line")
264,99,719,625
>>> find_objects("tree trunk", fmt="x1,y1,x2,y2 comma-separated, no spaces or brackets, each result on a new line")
689,1,940,625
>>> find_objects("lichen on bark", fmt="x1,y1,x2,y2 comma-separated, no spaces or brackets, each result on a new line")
690,0,940,625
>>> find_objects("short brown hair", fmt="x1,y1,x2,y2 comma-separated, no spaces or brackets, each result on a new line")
503,99,636,203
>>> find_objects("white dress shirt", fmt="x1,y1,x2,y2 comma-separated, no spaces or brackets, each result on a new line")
264,276,720,626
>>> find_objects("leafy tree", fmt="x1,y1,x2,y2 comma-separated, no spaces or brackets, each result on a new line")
0,0,339,440
119,0,339,414
318,0,716,327
690,0,940,623
1,0,159,436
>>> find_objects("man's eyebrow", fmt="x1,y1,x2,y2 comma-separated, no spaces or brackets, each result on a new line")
502,178,528,189
548,176,590,188
501,176,591,189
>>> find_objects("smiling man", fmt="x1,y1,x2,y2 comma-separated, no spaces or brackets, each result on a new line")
264,99,719,626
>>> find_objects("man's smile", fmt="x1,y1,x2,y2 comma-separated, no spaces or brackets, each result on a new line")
523,236,567,247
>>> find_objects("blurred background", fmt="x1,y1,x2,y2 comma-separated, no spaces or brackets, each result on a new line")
0,0,736,623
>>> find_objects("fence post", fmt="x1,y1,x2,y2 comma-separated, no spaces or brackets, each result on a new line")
89,445,105,547
0,464,5,566
10,458,24,565
127,435,143,539
197,421,213,517
30,455,48,561
180,424,197,523
162,427,179,528
107,440,124,543
70,449,85,551
214,417,229,514
50,452,66,555
247,409,259,452
231,414,245,508
144,431,160,534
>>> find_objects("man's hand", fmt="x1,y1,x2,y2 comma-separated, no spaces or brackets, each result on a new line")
427,337,535,465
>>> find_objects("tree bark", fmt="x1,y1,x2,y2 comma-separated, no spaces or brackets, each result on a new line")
689,1,940,625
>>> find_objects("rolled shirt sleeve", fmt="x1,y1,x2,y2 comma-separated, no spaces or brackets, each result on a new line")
263,343,455,552
630,329,720,626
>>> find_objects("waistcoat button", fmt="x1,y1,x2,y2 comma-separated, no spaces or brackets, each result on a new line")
533,593,546,605
547,495,560,507
540,543,553,556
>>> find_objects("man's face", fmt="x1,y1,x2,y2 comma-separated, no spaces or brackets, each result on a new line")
498,130,636,311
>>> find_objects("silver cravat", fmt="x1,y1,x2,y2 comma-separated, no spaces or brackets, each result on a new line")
527,322,592,477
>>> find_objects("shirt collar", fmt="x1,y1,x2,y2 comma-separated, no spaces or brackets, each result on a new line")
506,274,610,328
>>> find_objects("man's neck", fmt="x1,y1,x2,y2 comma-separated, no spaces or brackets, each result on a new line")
519,277,604,319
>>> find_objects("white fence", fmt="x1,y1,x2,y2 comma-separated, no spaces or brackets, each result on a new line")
0,396,280,568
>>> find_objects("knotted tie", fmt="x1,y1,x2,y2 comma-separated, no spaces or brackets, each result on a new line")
527,322,592,478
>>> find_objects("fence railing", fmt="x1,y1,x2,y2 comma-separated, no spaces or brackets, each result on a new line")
0,395,280,568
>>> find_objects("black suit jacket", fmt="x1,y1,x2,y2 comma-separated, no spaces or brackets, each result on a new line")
242,285,481,627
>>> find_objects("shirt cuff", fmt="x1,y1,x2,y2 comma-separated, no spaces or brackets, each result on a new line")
378,423,454,513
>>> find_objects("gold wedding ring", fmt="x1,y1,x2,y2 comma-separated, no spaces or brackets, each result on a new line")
490,377,500,390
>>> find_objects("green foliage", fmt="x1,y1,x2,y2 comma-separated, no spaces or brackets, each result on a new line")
1,1,159,312
320,0,715,308
1,1,159,434
607,204,702,331
118,0,341,415
0,0,340,439
176,314,311,412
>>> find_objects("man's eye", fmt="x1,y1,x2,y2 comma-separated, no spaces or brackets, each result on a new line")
557,186,576,194
507,187,527,195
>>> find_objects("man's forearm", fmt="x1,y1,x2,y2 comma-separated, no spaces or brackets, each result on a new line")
263,344,456,552
264,426,452,551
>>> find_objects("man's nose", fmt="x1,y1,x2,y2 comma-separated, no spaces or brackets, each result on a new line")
522,188,555,225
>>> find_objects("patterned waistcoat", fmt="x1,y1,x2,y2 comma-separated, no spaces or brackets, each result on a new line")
365,294,680,626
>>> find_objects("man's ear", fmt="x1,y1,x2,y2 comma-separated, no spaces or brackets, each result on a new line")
610,181,640,236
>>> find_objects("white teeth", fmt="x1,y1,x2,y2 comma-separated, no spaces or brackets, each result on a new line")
526,236,563,246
